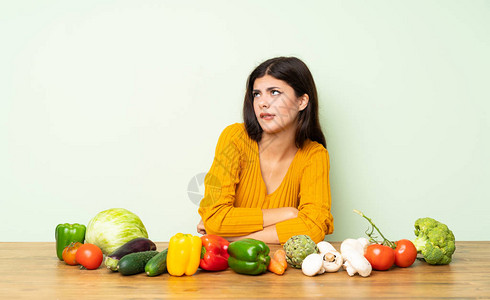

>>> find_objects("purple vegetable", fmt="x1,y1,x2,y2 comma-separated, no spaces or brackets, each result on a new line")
104,237,156,271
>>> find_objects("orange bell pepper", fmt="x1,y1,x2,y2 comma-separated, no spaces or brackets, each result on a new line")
167,233,202,276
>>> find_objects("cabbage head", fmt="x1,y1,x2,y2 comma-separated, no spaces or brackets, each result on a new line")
85,208,148,254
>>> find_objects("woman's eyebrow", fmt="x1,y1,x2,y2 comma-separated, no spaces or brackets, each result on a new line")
253,86,281,93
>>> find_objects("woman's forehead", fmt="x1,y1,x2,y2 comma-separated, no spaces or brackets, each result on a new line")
253,75,289,90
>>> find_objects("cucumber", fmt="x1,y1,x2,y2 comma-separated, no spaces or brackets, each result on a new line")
105,238,157,271
145,248,168,277
117,251,159,275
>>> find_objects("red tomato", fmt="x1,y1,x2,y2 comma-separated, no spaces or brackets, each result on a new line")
62,242,82,265
394,239,417,268
364,244,395,271
75,243,103,270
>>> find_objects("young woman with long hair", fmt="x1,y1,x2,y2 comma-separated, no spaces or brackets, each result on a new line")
197,57,333,244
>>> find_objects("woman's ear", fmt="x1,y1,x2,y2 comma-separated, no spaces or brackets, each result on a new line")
299,94,309,111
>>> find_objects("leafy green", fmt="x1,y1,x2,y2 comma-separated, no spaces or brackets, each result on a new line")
85,208,148,255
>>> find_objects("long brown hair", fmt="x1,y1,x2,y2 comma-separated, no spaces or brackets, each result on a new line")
243,56,326,148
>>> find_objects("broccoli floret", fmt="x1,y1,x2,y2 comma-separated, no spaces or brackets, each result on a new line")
413,217,456,265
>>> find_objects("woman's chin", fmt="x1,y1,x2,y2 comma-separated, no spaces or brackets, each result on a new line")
260,124,283,135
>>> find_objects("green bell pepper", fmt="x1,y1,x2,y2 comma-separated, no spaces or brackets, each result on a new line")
55,223,86,260
227,238,271,275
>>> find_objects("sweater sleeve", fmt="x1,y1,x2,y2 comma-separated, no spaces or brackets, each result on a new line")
198,124,264,236
275,149,334,244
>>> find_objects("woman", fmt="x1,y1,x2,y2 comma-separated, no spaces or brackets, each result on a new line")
197,56,333,244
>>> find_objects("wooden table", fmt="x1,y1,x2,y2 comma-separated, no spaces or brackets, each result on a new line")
1,242,489,299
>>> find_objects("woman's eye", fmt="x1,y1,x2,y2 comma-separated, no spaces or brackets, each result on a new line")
272,90,280,95
253,92,260,98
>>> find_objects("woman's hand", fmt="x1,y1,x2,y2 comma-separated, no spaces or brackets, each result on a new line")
197,219,206,235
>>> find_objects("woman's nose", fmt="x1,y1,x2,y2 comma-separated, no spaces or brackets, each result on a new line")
258,96,271,108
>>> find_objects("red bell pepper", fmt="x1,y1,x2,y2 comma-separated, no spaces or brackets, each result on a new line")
200,234,230,271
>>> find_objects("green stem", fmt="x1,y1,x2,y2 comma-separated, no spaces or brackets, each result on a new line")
353,209,396,249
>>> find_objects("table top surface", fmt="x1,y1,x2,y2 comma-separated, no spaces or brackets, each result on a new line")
1,241,489,299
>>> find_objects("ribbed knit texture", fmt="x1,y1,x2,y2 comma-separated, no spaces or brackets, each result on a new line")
198,123,333,244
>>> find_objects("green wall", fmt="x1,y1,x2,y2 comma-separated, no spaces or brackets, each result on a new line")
1,0,489,241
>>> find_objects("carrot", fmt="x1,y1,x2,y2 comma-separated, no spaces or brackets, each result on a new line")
268,249,288,275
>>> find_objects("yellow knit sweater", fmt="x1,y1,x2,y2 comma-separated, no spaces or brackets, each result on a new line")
198,123,333,244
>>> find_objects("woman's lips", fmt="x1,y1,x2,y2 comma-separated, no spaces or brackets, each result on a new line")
260,113,275,120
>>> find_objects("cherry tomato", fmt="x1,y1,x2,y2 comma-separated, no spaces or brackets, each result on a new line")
364,244,395,271
394,239,417,268
62,242,82,265
75,243,103,270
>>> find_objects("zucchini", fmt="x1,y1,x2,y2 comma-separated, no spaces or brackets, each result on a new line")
145,248,168,277
117,251,158,275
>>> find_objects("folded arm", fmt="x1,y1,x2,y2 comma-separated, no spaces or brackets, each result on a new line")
198,207,298,244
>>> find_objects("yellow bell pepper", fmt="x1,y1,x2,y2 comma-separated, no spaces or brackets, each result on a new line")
167,233,202,276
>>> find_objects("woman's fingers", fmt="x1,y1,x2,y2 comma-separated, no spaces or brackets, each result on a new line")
197,219,206,235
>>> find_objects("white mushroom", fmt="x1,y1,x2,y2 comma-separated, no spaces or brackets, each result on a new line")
323,250,343,272
317,241,337,254
317,241,343,272
356,237,370,251
340,238,372,277
301,253,325,276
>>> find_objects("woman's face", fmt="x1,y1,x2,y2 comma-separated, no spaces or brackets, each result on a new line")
252,75,308,135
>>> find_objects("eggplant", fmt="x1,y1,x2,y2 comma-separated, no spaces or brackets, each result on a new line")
104,238,157,271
